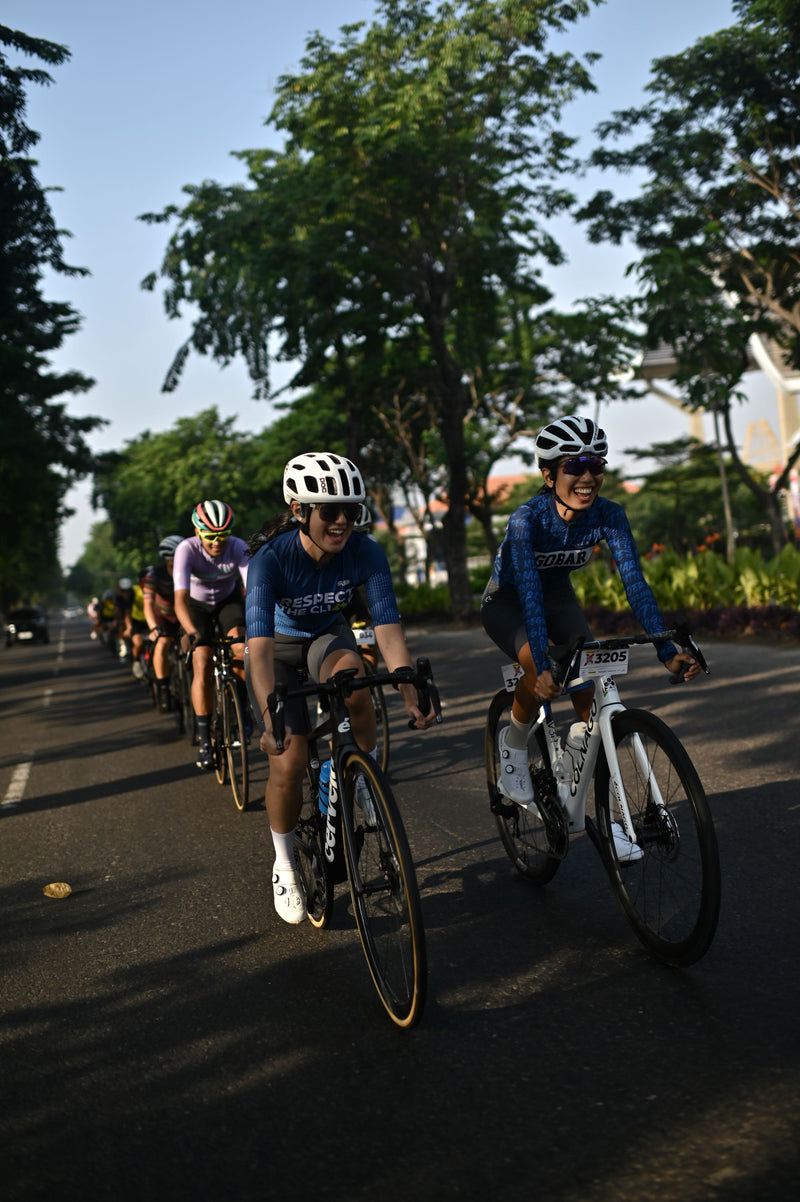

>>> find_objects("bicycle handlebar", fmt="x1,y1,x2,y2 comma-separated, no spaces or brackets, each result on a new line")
267,657,442,751
547,622,710,687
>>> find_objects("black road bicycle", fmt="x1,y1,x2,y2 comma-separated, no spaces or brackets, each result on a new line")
190,635,250,811
267,657,442,1029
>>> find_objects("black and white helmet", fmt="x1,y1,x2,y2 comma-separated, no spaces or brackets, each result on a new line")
159,534,183,558
535,416,608,465
283,452,366,505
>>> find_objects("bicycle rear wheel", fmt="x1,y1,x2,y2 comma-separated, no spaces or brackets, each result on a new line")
364,660,390,773
485,689,561,885
294,769,334,929
594,708,720,966
340,751,426,1029
223,679,249,811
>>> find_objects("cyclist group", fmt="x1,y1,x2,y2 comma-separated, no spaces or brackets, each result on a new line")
92,417,700,928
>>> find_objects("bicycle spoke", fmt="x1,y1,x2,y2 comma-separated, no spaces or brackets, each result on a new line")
341,755,426,1028
595,708,720,966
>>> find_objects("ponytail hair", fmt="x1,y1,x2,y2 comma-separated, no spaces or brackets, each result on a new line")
246,511,296,557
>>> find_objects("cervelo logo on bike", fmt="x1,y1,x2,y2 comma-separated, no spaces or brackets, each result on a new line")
324,767,339,863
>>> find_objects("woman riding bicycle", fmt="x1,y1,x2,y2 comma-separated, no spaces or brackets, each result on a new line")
245,452,437,925
481,415,700,812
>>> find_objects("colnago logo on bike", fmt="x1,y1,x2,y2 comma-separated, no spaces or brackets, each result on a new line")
566,701,598,795
324,765,340,864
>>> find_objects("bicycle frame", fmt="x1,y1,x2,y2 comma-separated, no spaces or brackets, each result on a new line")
512,624,709,846
532,675,636,839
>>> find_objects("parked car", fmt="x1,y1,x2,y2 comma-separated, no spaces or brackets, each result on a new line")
4,606,50,646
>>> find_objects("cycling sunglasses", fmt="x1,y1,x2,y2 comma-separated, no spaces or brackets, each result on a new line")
315,502,361,523
561,455,607,477
199,532,230,543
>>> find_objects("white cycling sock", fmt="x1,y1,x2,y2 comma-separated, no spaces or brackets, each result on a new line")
271,828,297,875
505,712,533,751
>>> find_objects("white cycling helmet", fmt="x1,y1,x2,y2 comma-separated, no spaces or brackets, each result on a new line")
283,452,366,505
535,416,608,465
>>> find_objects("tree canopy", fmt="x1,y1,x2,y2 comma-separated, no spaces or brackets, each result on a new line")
0,24,102,606
578,0,800,550
141,0,626,616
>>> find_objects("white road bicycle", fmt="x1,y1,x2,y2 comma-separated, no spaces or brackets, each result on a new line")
485,626,720,966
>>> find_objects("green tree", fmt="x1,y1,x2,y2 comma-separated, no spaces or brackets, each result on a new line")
0,24,102,606
578,0,800,553
141,0,607,616
624,438,770,555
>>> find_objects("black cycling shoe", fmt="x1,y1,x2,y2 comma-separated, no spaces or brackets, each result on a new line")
196,740,213,771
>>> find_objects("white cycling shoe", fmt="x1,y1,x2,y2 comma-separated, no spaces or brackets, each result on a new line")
611,821,644,863
272,869,307,925
497,727,534,805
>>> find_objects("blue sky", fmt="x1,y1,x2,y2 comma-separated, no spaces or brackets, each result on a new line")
7,0,771,566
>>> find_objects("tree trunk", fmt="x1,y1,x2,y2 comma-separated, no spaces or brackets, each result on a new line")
722,404,786,555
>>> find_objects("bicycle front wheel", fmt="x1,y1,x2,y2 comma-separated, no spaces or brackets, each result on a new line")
212,687,227,786
340,751,426,1029
485,689,561,885
295,769,334,929
364,660,390,774
594,708,721,966
223,679,249,810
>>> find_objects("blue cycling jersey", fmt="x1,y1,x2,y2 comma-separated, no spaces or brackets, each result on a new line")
246,528,400,639
488,491,676,671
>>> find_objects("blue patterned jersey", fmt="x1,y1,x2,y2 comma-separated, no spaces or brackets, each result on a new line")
246,528,400,639
488,492,676,671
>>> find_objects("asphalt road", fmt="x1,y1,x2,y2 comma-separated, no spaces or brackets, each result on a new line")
2,617,799,1202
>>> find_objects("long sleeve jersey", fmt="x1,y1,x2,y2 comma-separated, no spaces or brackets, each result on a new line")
245,528,399,640
488,492,676,672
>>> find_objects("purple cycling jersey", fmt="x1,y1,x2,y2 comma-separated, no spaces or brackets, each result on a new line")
172,535,249,605
246,528,399,639
488,492,676,671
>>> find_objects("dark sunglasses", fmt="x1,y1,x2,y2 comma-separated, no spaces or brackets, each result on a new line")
315,502,361,523
561,455,606,477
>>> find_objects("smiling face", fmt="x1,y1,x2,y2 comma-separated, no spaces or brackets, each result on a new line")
543,455,605,518
199,533,230,558
293,500,356,558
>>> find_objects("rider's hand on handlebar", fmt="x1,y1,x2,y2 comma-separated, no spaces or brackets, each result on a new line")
665,652,701,682
259,725,293,755
398,682,437,730
533,668,561,701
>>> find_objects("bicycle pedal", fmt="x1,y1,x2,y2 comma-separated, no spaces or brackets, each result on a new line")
490,791,518,819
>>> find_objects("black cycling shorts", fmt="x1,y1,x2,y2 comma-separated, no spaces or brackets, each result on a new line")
246,615,359,734
187,587,245,643
481,583,592,663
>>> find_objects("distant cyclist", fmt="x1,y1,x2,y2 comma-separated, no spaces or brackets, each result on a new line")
481,415,699,849
142,534,184,712
173,501,249,771
245,452,437,925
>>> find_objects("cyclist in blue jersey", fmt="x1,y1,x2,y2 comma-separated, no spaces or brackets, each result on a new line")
246,451,437,925
481,415,700,829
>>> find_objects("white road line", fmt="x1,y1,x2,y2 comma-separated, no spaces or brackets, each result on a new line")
43,688,54,708
2,761,32,807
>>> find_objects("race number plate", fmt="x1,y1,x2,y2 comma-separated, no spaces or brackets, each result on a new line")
501,663,523,692
578,647,629,677
353,625,376,646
